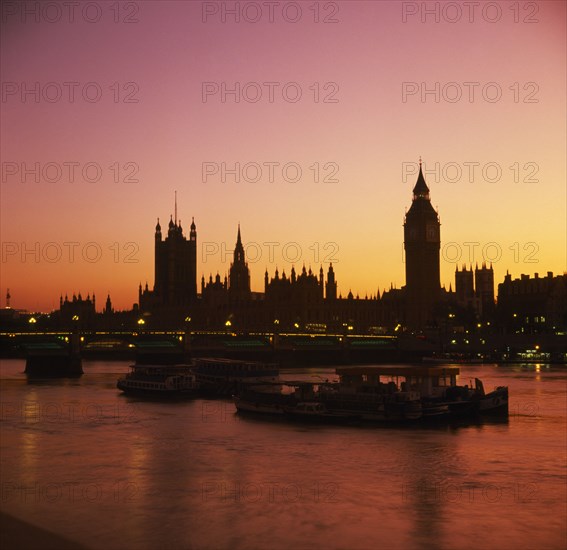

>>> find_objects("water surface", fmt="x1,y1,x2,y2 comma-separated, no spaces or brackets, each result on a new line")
1,360,565,550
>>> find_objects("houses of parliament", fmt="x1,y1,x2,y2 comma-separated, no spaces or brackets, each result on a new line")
129,164,558,333
4,163,563,338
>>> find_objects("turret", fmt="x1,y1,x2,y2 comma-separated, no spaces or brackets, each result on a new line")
325,263,337,300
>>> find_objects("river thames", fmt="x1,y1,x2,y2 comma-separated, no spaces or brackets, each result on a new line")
1,360,565,550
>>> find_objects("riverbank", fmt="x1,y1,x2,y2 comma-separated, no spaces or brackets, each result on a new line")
0,511,91,550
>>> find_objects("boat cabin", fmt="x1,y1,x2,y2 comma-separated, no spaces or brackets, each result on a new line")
335,366,461,399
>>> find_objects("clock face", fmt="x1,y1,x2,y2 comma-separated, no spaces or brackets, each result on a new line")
426,224,438,241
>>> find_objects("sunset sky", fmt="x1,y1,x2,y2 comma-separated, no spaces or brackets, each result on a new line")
1,0,565,312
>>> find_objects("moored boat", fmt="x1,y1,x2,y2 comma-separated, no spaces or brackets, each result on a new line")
474,383,509,415
283,401,361,423
192,357,279,396
117,364,197,397
335,366,508,419
319,373,423,422
234,383,293,415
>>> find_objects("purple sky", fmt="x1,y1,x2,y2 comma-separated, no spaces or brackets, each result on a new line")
1,0,565,311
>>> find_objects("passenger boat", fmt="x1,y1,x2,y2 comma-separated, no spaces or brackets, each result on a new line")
234,383,293,415
319,372,423,422
117,364,198,397
234,382,360,422
192,358,279,397
235,379,422,423
234,366,508,425
334,366,508,419
283,401,361,422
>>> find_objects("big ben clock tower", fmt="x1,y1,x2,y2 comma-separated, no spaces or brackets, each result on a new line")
403,160,441,328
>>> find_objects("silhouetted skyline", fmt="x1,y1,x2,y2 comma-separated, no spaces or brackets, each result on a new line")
2,2,565,312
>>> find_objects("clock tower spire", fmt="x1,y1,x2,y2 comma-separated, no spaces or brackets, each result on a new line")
403,160,441,328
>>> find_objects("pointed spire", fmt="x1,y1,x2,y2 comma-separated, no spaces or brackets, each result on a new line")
174,190,177,225
233,224,245,264
412,159,430,200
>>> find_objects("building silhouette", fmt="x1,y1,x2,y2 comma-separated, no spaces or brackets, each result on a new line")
403,162,441,328
475,262,495,318
139,205,197,313
455,262,495,320
228,225,251,303
455,264,475,309
15,159,561,347
497,272,567,333
128,165,521,333
58,293,96,327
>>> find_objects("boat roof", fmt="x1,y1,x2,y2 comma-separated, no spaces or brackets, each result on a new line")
193,357,277,368
336,365,460,377
130,364,193,369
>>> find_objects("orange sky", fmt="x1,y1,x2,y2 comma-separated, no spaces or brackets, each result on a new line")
1,1,565,312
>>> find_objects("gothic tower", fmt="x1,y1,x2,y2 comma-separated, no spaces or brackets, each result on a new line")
475,262,495,319
455,264,474,309
152,199,197,307
403,161,441,328
228,225,251,302
325,263,337,301
189,217,197,300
